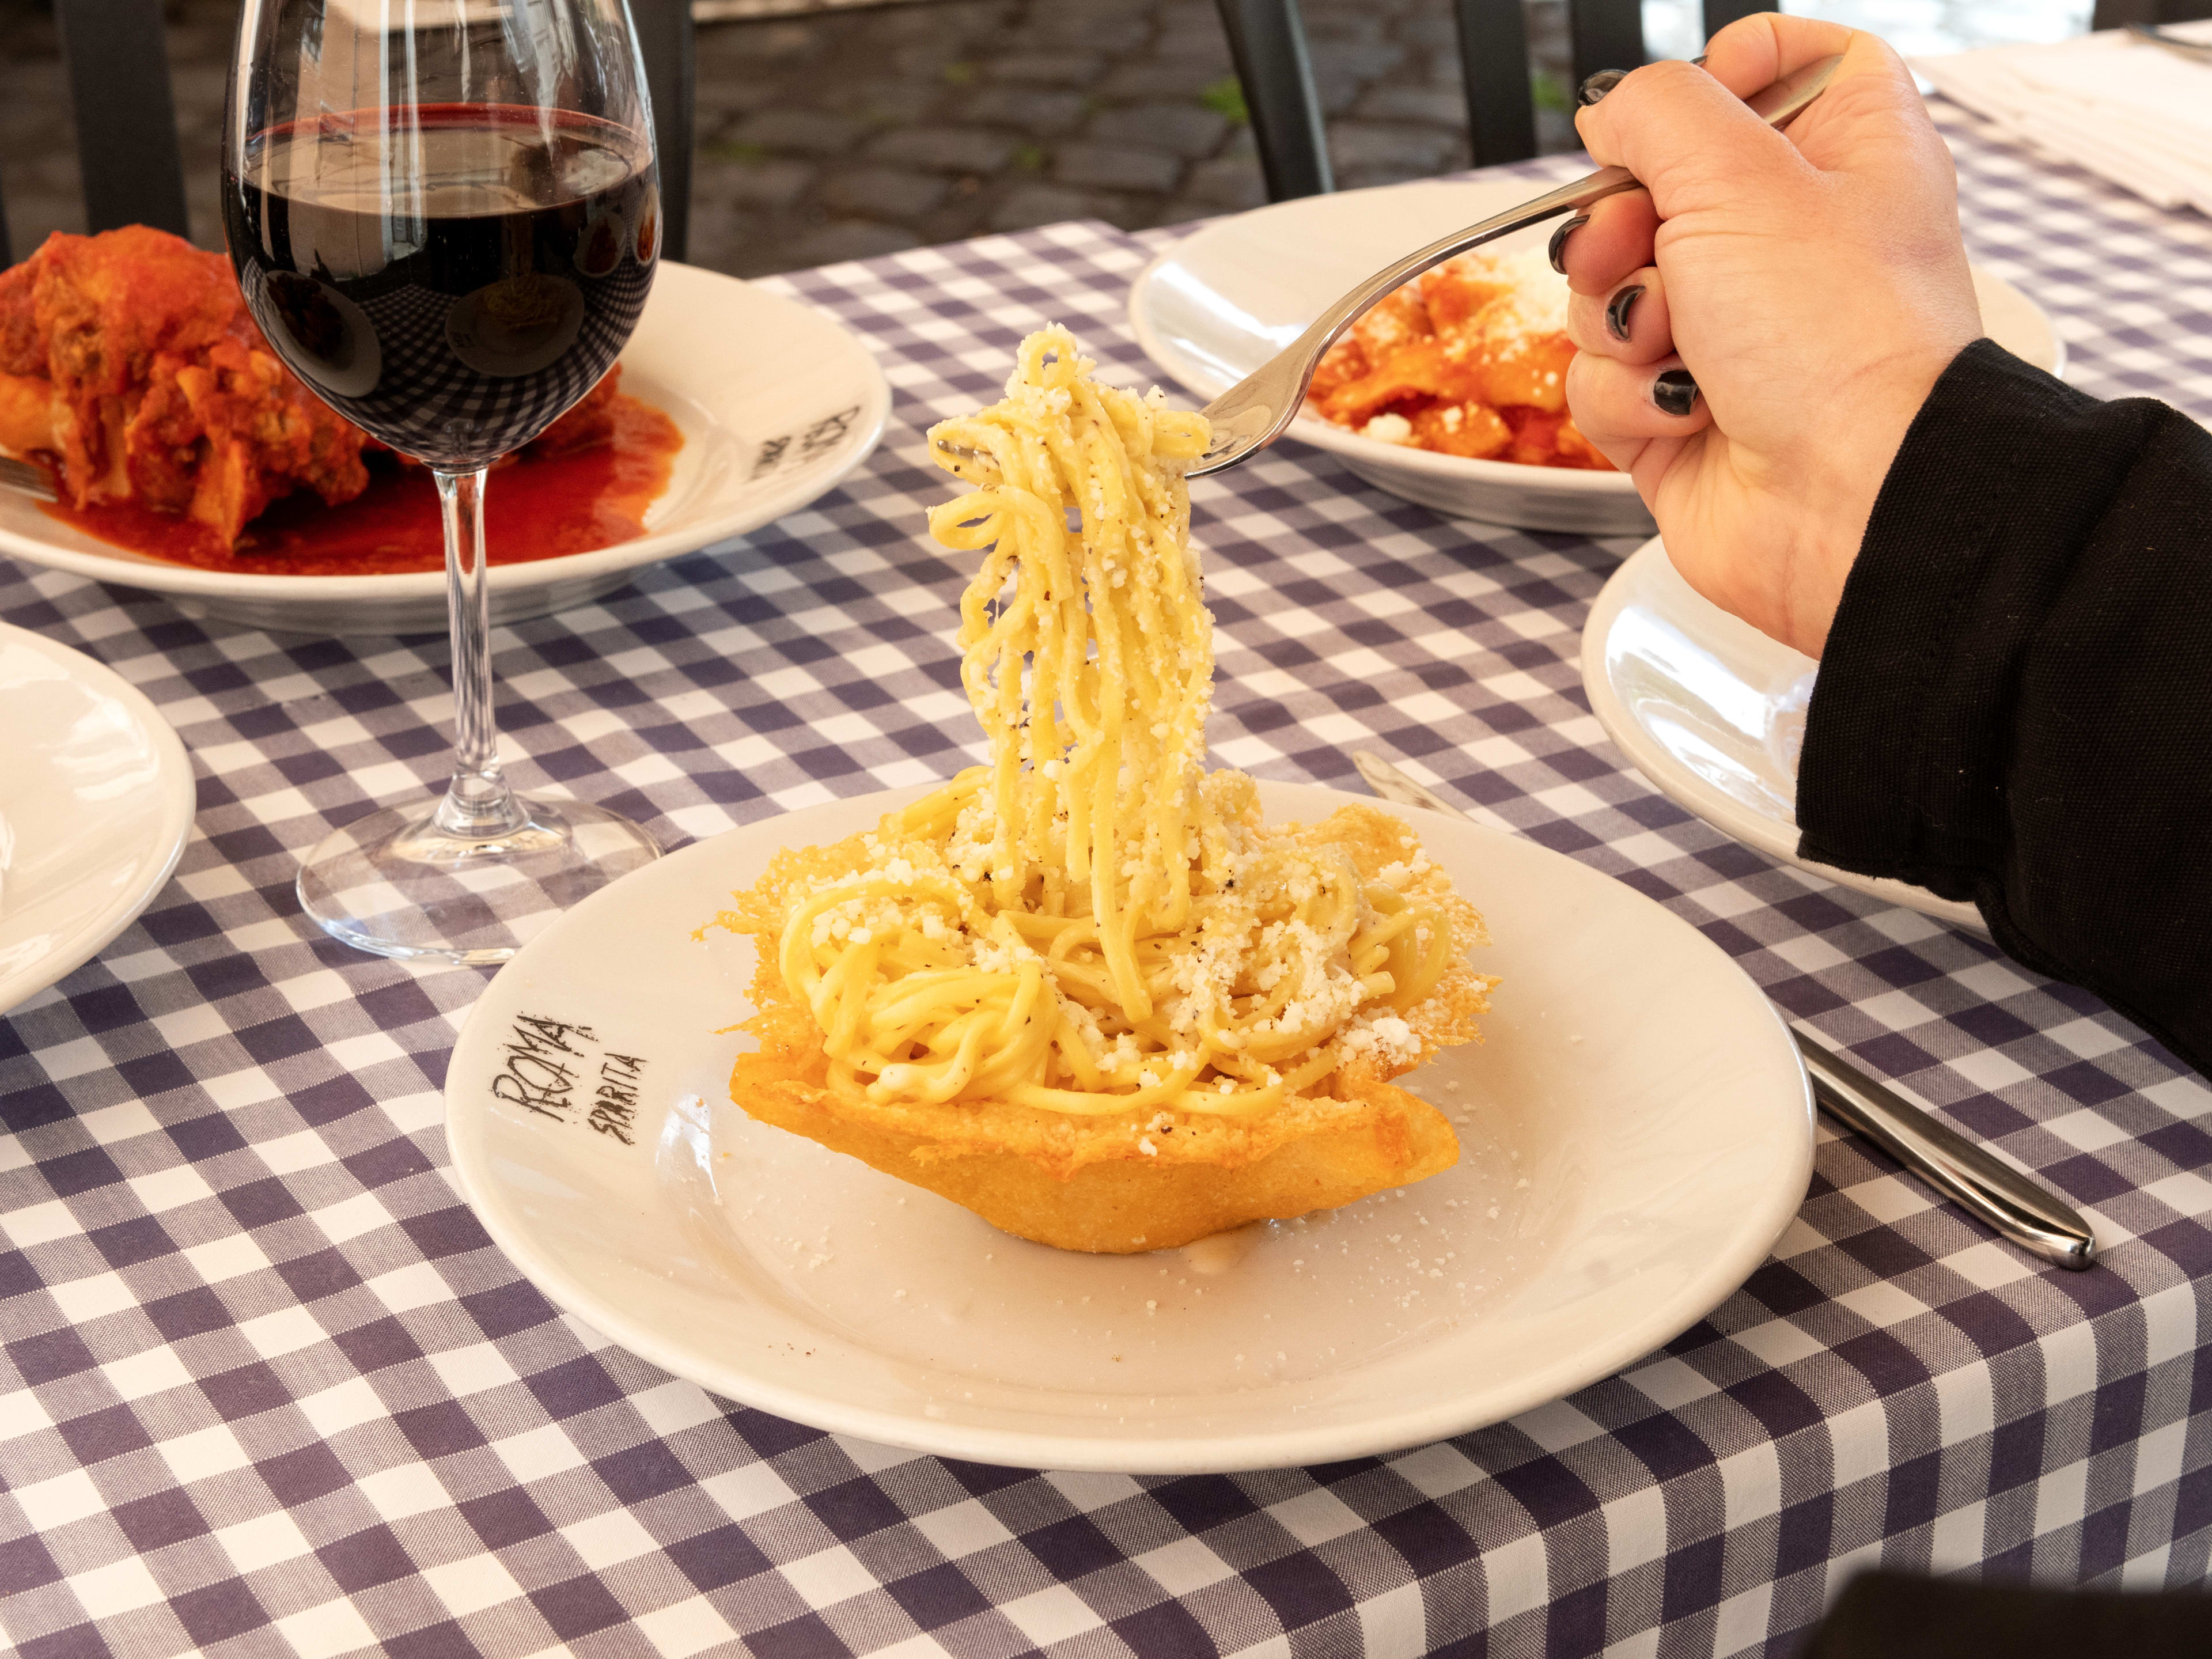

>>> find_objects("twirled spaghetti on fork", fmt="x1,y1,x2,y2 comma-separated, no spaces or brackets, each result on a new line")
711,327,1498,1252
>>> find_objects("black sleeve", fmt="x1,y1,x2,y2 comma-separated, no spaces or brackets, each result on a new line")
1797,338,2212,1077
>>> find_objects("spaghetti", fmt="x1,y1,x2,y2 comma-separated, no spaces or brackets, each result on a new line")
746,327,1477,1120
716,327,1495,1250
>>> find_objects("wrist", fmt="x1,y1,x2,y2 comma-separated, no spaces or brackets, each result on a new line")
1783,338,1967,657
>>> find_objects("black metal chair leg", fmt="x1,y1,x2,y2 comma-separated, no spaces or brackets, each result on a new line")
1701,0,1768,41
54,0,192,241
1570,0,1647,89
634,0,696,264
1455,0,1537,166
2093,0,2212,21
1214,0,1334,202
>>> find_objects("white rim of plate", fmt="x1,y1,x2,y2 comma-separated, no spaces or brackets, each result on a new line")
445,781,1815,1472
0,622,196,1015
1128,217,2063,501
0,263,892,612
1126,248,1636,495
1581,537,1987,934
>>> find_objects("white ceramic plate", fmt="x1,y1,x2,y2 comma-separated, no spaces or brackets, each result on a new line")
0,623,196,1016
1583,536,1986,933
1130,177,2065,534
0,263,891,637
446,779,1815,1472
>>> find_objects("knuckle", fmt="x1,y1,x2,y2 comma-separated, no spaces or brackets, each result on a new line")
1616,56,1708,109
1563,349,1613,404
1564,296,1613,355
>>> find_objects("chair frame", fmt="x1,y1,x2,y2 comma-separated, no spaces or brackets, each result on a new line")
633,0,698,266
1215,0,1781,200
2089,0,2212,24
1215,0,1335,200
51,0,194,260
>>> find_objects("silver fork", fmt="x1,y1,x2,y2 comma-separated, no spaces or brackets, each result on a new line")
1185,54,1844,478
0,454,56,502
1350,748,2098,1270
2127,22,2212,62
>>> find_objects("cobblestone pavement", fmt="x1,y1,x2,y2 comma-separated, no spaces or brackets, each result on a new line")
680,0,1586,275
0,0,2085,279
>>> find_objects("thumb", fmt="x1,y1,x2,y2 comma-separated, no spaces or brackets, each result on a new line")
1574,20,1903,217
1573,56,1819,221
1696,12,1862,105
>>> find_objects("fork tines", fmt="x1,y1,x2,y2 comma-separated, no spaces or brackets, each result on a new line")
0,454,57,502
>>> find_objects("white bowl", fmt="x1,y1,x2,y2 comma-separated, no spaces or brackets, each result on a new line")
1131,177,2065,534
0,262,890,637
1583,536,1986,933
446,779,1815,1473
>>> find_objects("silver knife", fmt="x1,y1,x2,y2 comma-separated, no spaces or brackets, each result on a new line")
1350,748,2099,1270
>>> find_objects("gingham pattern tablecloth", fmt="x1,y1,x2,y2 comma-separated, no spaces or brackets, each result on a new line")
3,102,2210,1659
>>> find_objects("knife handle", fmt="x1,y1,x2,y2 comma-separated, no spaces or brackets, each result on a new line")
1794,1031,2097,1271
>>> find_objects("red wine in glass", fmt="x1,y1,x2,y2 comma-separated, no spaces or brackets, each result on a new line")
227,104,658,465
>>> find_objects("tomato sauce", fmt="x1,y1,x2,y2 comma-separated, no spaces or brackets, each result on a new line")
39,394,682,577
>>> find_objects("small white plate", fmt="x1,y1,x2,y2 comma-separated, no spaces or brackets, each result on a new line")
0,623,196,1016
0,263,891,637
1583,536,1986,933
446,779,1814,1473
1130,176,2065,534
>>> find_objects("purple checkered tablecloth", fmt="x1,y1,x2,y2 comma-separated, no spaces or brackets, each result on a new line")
3,101,2210,1659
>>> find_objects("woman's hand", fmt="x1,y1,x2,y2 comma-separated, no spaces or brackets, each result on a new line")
1561,17,1981,657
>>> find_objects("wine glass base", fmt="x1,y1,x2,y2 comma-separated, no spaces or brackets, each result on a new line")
298,794,661,965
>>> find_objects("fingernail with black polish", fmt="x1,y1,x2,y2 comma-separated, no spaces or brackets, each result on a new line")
1577,67,1628,105
1606,284,1643,342
1547,214,1588,275
1653,368,1700,417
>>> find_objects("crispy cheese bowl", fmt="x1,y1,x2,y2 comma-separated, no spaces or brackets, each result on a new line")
713,785,1497,1255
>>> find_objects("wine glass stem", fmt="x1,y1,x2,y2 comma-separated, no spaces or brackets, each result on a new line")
433,465,526,839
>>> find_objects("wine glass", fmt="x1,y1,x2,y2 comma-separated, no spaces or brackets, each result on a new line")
224,0,664,964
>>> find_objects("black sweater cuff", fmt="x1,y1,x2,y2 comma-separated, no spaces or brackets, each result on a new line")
1798,338,2212,1075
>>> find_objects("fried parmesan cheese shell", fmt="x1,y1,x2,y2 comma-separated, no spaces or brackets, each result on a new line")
717,802,1495,1253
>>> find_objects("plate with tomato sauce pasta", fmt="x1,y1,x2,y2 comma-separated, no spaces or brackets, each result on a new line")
1130,175,2061,536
